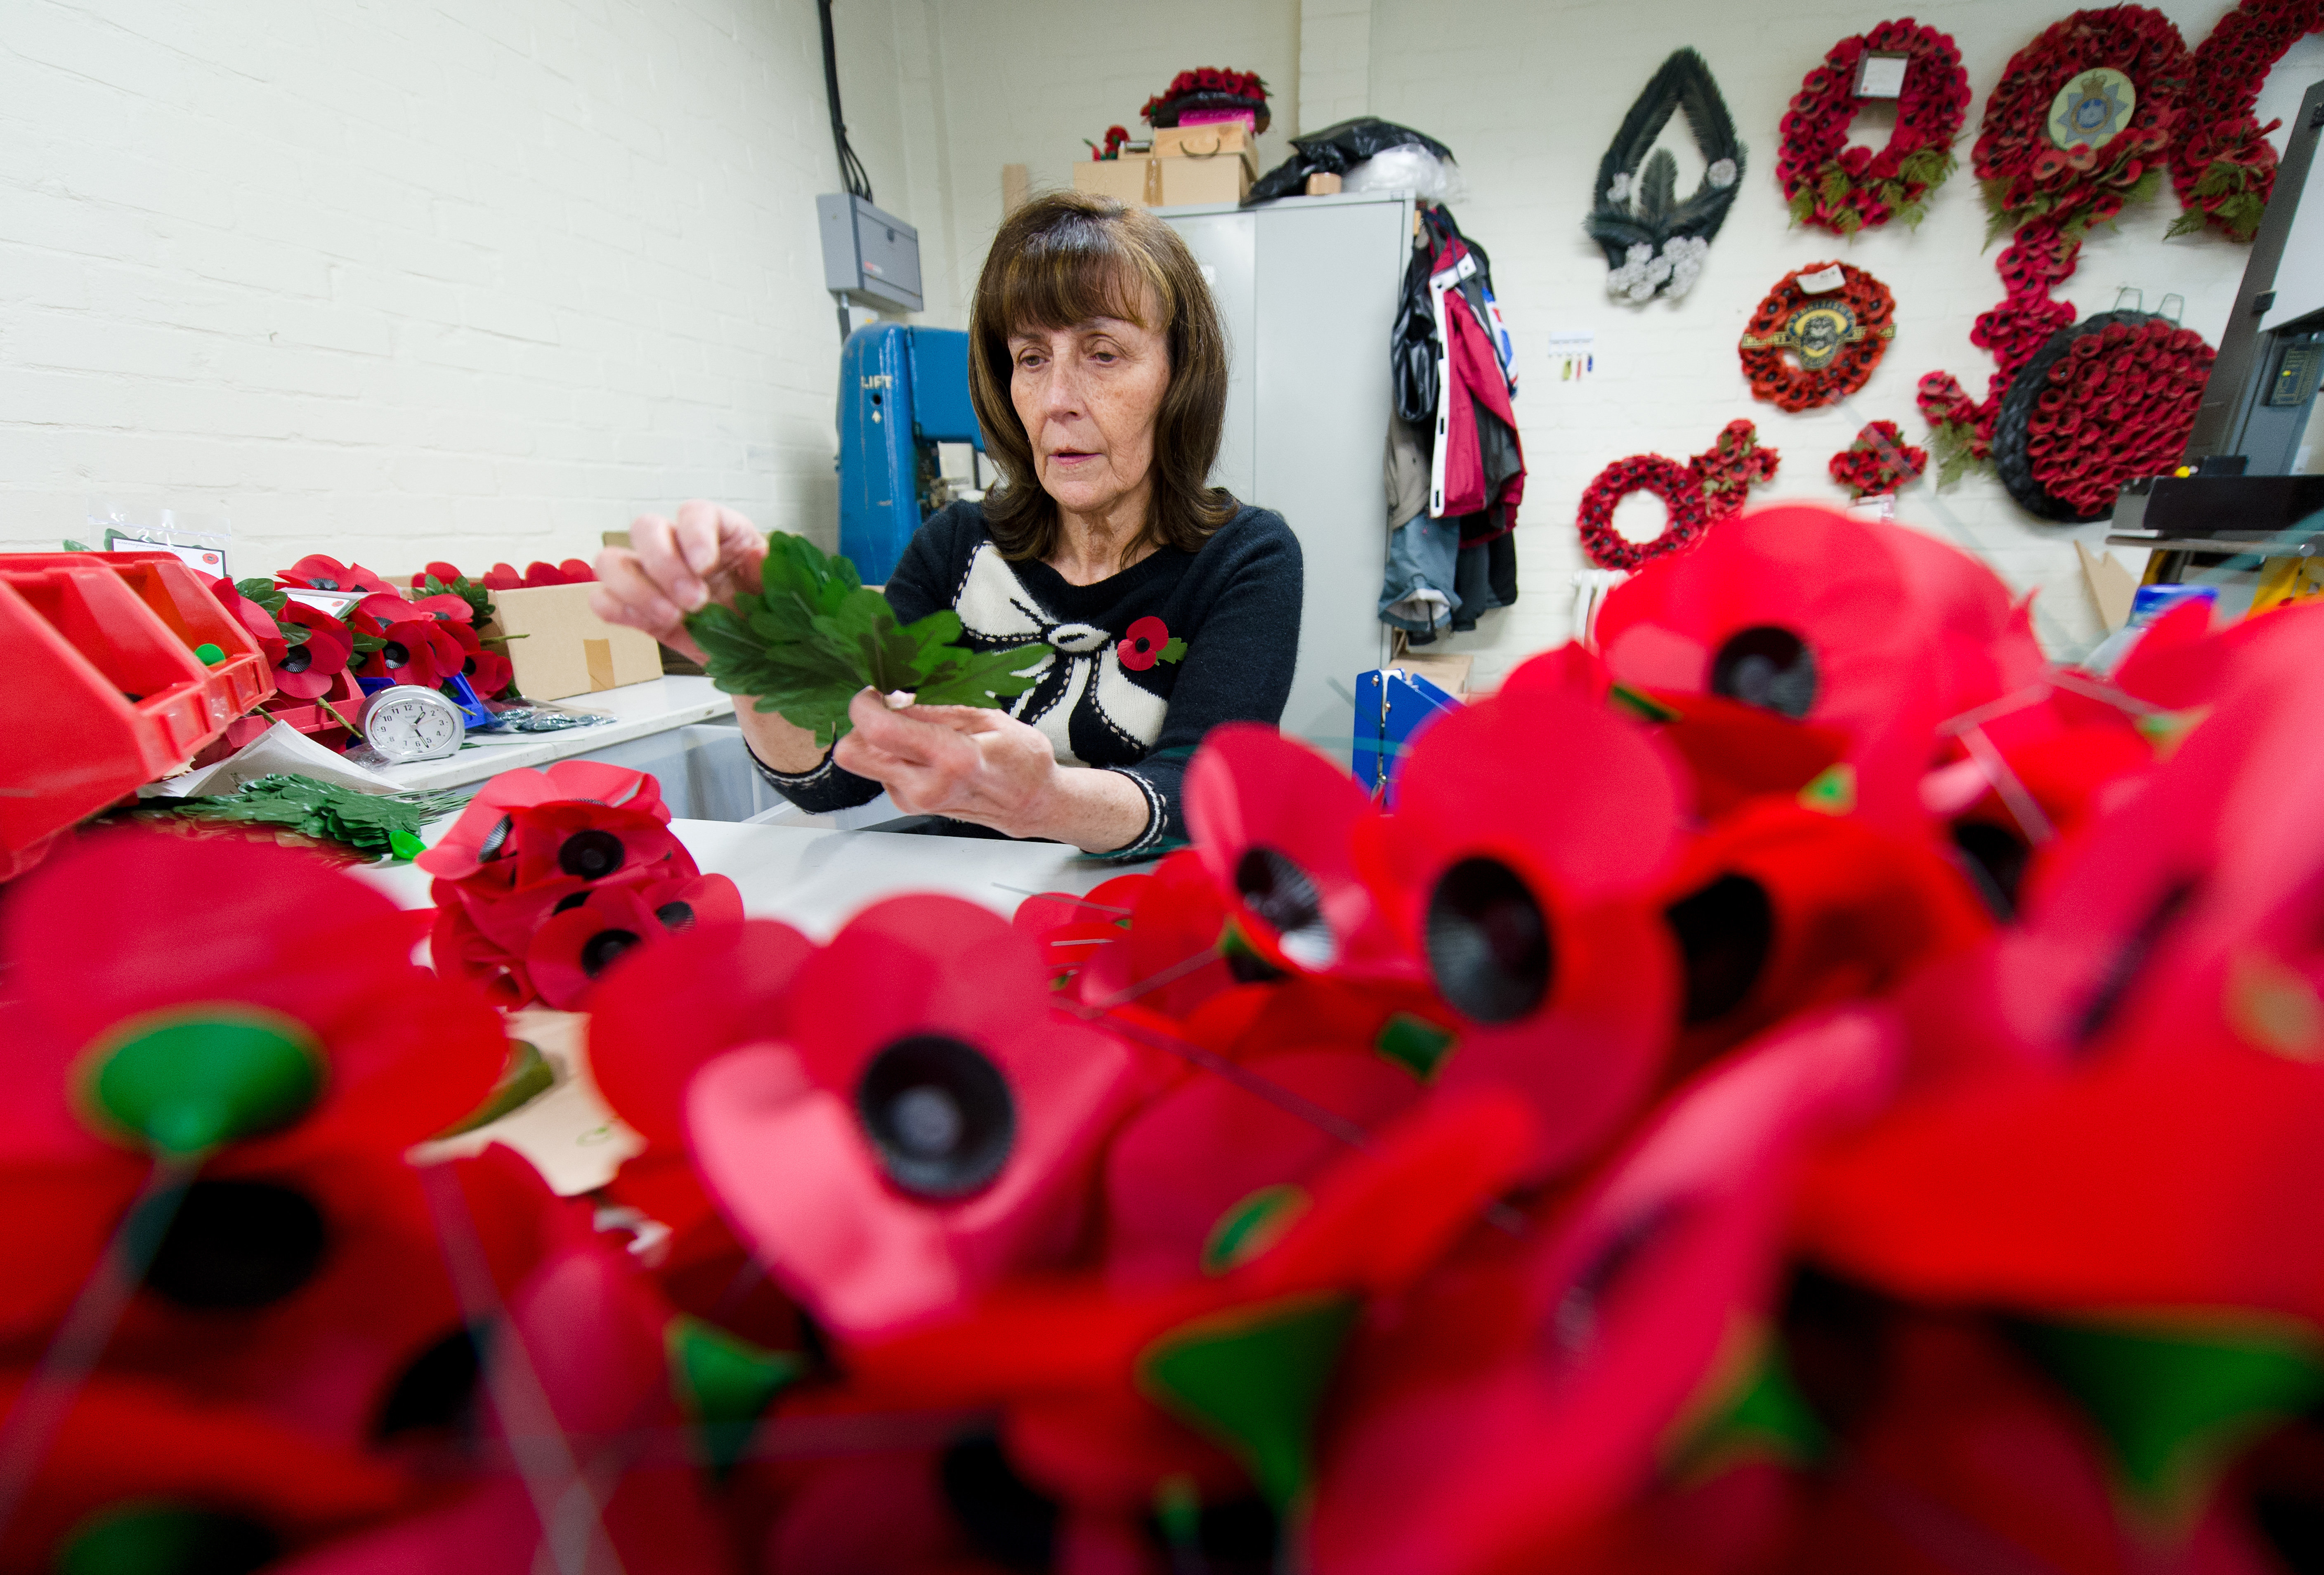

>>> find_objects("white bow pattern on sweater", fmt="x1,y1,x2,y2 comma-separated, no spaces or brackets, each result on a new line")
950,543,1167,765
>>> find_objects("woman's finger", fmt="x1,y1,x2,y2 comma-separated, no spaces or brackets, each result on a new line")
632,511,708,613
593,551,685,636
673,500,727,578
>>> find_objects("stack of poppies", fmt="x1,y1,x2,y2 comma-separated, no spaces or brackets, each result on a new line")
1828,420,1930,499
9,504,2324,1573
418,760,741,1009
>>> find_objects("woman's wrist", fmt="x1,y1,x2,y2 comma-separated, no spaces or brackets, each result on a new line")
1006,763,1152,853
732,696,831,774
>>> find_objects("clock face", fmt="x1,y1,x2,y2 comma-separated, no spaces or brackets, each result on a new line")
367,692,463,760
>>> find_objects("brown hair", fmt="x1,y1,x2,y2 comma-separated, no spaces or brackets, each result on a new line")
967,190,1236,563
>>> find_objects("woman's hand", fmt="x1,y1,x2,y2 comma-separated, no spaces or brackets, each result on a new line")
591,501,769,664
834,690,1150,852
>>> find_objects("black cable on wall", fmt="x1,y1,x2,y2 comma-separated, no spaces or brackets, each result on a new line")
818,0,873,203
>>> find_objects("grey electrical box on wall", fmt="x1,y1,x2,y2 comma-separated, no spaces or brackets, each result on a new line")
817,194,923,313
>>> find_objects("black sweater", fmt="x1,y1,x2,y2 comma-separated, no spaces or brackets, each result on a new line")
751,500,1304,857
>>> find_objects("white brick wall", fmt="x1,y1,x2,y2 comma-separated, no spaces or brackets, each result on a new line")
6,0,2317,671
0,0,925,571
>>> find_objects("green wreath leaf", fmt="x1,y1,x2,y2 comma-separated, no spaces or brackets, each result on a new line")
686,533,1049,749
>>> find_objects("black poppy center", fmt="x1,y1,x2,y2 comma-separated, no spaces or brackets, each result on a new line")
1952,820,2030,920
655,901,695,930
1710,625,1819,720
1425,856,1552,1025
279,646,312,674
380,641,412,669
1664,873,1774,1025
309,576,340,591
1234,846,1335,969
552,890,590,914
461,656,478,676
857,1034,1016,1198
558,829,624,880
137,1179,328,1311
373,1324,485,1440
580,928,642,978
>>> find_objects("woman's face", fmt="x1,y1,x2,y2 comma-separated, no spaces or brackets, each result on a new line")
1008,293,1171,524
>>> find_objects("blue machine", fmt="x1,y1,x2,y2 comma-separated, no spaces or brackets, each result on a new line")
836,324,985,586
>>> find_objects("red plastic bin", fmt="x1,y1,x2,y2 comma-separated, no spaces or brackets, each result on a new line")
0,551,274,873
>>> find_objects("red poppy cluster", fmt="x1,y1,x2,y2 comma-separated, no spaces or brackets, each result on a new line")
418,762,742,1009
1829,420,1930,499
1141,67,1271,127
1972,5,2189,239
1739,263,1898,412
1917,218,2083,465
1777,19,1970,234
1578,422,1780,572
2167,0,2324,240
17,505,2324,1573
470,559,597,590
2014,317,2216,518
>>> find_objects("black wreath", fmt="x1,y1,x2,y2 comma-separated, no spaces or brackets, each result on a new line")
1991,309,2164,522
1586,49,1748,274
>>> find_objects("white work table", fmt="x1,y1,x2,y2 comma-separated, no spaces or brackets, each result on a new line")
361,816,1147,937
372,676,734,794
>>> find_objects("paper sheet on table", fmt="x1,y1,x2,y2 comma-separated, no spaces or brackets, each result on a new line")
139,720,405,799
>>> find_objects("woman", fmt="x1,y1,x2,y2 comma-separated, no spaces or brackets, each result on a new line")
593,191,1304,857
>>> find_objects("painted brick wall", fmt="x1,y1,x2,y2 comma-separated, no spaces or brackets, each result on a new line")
0,0,931,572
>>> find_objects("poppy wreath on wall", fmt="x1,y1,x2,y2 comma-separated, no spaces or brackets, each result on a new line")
1990,310,2217,522
1587,49,1747,303
1778,19,1971,234
1974,6,2189,244
1830,421,1930,500
1919,7,2191,489
1577,420,1779,571
1739,262,1898,412
2166,0,2324,240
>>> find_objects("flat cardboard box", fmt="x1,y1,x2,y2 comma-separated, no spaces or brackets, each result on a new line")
1152,123,1259,175
479,581,661,701
1156,153,1251,207
1072,155,1160,206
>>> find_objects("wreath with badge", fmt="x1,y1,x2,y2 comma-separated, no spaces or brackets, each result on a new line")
1778,20,1971,234
1739,262,1898,412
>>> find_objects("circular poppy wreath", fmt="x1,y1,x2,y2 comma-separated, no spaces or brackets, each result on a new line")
1974,7,2189,242
1738,262,1898,413
1778,19,1971,234
1991,310,2215,522
2166,0,2324,241
1578,455,1712,572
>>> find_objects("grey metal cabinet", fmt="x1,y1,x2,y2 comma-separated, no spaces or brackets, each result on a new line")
1162,191,1413,751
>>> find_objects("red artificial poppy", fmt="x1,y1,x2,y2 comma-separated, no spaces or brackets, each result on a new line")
441,620,513,698
1011,869,1153,994
1657,799,1991,1074
412,561,465,588
271,604,358,700
419,762,670,885
401,592,473,624
525,874,742,1009
686,895,1150,1342
357,619,466,689
278,555,395,595
207,576,289,665
1,831,504,1177
1069,853,1246,1020
1363,678,1689,1180
481,562,523,590
1310,1010,1901,1575
1117,615,1172,673
1183,725,1419,984
1595,507,2021,836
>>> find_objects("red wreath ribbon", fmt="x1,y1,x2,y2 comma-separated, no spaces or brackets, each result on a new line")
1577,422,1779,571
1778,20,1970,234
1738,263,1898,413
1830,421,1930,500
1973,7,2189,242
2167,0,2324,241
2018,319,2215,518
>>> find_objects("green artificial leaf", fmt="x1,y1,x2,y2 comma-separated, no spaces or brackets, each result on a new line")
2126,165,2166,210
421,573,497,629
61,538,95,553
1818,165,1851,206
2220,192,2265,238
1834,206,1863,236
2165,208,2208,240
143,774,464,858
686,533,1051,748
234,577,290,617
1786,187,1819,226
1159,638,1188,664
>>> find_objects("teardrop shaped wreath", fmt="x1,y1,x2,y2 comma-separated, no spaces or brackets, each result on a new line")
1739,262,1898,413
1778,19,1971,234
1586,49,1747,303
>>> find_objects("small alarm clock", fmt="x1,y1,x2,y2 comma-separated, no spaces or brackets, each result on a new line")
357,685,466,763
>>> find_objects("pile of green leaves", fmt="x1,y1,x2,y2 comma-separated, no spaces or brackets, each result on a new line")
687,534,1049,749
143,773,465,860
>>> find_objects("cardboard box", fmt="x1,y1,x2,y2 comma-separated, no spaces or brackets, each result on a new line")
1152,123,1259,175
1305,171,1343,196
1155,153,1251,207
479,581,661,701
1072,155,1160,206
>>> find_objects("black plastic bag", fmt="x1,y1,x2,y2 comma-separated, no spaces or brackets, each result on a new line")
1244,117,1456,207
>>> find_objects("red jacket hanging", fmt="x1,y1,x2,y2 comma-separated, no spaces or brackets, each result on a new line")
1426,243,1525,540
